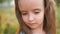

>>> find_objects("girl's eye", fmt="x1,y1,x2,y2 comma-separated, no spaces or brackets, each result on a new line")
34,12,40,14
22,13,28,15
33,9,41,14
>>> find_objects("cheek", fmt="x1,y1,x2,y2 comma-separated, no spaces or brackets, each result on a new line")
22,15,28,24
36,11,44,23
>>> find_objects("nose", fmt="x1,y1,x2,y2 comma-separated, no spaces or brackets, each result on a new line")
28,14,34,21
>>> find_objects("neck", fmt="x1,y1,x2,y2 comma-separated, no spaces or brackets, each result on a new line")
31,23,45,34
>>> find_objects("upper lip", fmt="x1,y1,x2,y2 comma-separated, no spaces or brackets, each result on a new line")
29,23,36,25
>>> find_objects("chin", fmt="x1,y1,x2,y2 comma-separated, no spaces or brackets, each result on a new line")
29,26,38,29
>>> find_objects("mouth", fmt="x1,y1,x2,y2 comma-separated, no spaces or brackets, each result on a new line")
29,23,37,25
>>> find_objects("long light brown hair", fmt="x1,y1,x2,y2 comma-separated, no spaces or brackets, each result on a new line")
15,0,56,34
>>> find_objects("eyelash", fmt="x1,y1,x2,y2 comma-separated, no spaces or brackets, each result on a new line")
22,13,28,15
21,10,40,15
22,12,40,15
34,12,40,14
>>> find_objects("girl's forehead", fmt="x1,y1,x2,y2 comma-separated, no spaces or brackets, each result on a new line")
18,0,44,10
18,0,44,5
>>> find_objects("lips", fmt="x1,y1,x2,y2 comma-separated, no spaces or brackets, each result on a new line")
29,23,37,25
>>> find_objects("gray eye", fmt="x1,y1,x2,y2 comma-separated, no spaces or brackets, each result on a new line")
34,12,40,14
22,13,28,15
34,10,40,14
33,9,41,14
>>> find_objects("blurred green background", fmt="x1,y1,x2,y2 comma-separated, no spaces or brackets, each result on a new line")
0,0,60,34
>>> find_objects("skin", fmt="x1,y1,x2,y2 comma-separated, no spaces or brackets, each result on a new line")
18,0,45,34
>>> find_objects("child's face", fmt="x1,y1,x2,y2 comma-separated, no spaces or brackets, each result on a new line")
18,0,44,29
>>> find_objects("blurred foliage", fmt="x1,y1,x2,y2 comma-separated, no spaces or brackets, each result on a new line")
0,6,19,34
56,6,60,34
56,0,60,3
0,0,12,3
0,0,5,3
55,0,60,6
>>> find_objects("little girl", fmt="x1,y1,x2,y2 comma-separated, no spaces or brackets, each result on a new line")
15,0,56,34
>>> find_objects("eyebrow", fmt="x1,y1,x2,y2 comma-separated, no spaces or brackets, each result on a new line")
20,10,27,13
32,8,41,11
20,8,41,12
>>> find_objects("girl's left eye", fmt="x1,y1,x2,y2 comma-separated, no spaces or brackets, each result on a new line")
34,12,40,14
33,9,41,14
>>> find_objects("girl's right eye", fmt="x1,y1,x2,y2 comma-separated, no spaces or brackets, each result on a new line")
22,13,28,15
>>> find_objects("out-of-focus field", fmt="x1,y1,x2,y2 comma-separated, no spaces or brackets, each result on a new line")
0,6,60,34
56,6,60,34
0,6,19,34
